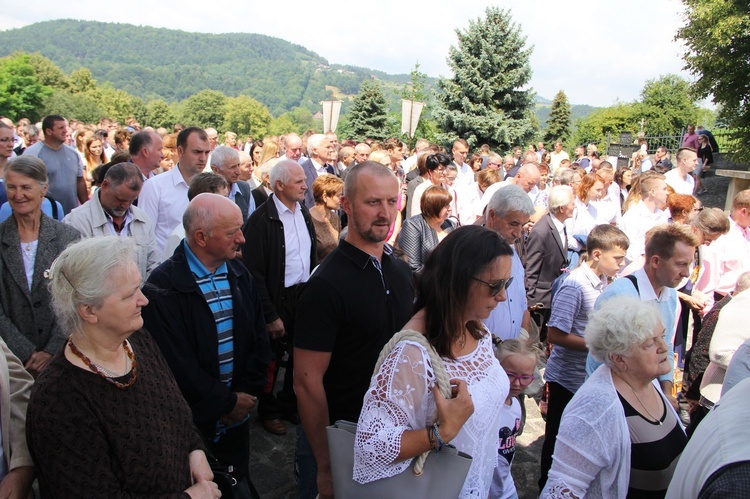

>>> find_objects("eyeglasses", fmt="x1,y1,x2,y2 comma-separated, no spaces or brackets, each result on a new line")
0,138,13,144
506,371,535,385
473,276,514,296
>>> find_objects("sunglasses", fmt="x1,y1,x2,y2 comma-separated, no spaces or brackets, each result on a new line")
473,276,514,296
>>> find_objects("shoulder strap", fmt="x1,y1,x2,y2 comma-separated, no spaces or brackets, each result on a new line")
373,329,452,474
45,195,58,220
624,274,640,295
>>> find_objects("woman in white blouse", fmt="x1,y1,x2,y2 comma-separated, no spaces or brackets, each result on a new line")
570,172,605,251
354,226,513,498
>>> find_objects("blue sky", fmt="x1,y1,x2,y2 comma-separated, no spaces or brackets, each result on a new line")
1,0,695,107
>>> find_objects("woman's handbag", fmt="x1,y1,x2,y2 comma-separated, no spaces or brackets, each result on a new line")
326,330,473,499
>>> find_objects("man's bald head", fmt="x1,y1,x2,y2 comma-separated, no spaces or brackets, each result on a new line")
515,163,541,192
284,133,303,161
184,193,239,239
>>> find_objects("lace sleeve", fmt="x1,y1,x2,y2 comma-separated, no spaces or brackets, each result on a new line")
353,341,435,484
540,415,609,499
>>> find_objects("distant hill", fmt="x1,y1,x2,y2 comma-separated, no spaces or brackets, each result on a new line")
0,19,420,116
0,20,598,126
535,103,600,130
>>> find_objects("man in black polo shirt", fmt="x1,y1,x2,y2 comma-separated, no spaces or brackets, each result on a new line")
294,161,414,499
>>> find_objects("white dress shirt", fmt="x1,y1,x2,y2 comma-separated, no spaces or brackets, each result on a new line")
272,195,312,287
619,200,669,263
138,165,190,252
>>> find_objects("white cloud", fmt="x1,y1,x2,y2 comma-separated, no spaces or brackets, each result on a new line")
2,0,696,107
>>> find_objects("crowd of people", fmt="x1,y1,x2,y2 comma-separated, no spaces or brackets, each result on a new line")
0,110,745,499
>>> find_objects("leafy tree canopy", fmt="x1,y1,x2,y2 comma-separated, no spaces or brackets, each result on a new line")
0,53,52,121
676,0,750,159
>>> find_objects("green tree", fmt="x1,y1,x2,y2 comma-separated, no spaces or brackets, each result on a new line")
285,106,316,134
268,114,297,136
179,90,227,129
42,90,104,124
68,67,98,93
145,100,176,129
96,84,145,123
223,95,273,137
639,74,699,136
544,91,571,144
0,53,52,121
348,79,389,141
25,52,68,89
676,0,750,158
433,7,536,150
569,103,642,152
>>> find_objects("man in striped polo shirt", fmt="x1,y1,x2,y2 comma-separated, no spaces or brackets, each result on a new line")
143,193,271,489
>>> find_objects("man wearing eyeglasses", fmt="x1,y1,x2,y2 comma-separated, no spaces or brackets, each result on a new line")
482,185,535,341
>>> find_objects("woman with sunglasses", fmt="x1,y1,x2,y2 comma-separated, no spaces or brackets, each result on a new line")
354,225,514,498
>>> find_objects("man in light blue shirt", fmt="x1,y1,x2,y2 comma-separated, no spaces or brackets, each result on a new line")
587,224,700,409
483,184,534,340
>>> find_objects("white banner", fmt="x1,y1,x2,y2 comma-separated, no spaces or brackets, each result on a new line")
401,99,425,138
321,100,342,133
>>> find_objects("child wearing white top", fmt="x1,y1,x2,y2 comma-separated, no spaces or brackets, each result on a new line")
491,339,541,499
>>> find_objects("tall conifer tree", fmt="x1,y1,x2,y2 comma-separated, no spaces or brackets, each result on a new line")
544,90,571,144
434,7,535,150
348,79,389,141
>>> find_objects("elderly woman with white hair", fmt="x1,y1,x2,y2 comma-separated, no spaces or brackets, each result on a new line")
541,297,687,498
27,237,220,498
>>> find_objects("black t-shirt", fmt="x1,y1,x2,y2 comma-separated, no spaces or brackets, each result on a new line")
294,240,414,423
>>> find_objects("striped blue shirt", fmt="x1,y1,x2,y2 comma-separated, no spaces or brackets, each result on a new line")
184,242,235,385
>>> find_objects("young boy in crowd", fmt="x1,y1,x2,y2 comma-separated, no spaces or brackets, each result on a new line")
538,224,630,491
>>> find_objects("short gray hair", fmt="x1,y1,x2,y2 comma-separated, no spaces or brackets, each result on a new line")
548,185,574,212
307,134,325,153
5,156,48,186
487,184,534,218
735,272,750,294
586,297,662,367
48,237,137,336
104,163,143,191
269,159,302,189
553,168,577,186
211,145,239,170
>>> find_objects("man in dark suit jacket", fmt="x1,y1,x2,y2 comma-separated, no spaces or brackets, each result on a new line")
242,160,317,435
299,134,335,208
210,146,255,222
524,185,575,337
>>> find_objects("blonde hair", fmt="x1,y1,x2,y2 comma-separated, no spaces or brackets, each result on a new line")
495,338,542,365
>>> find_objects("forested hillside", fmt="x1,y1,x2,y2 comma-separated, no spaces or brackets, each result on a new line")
0,19,417,115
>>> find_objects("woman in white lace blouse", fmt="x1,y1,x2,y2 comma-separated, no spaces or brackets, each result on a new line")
354,225,513,498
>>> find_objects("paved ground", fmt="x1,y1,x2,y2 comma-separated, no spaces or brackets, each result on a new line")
245,153,746,498
246,370,546,499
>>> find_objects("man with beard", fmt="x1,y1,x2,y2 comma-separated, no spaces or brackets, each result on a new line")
62,162,159,281
293,162,414,498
